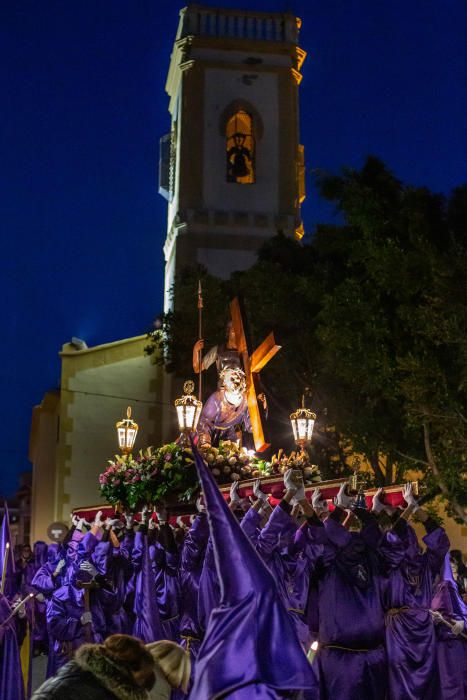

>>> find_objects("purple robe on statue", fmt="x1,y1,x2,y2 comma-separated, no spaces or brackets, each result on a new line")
383,520,450,700
431,553,467,700
0,593,25,700
188,442,318,700
314,514,388,700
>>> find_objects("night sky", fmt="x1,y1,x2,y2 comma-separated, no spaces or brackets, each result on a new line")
2,1,466,496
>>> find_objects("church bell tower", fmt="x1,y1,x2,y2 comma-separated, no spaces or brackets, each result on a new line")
159,4,307,311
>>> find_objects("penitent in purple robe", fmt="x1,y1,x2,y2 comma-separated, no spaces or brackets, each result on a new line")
178,512,209,660
32,543,63,678
151,524,181,642
383,520,449,700
243,503,313,651
314,514,387,700
0,593,25,700
189,442,318,700
131,529,165,644
431,553,467,700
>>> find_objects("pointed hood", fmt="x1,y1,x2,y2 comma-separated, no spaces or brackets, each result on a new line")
189,441,317,699
0,503,16,598
432,553,467,621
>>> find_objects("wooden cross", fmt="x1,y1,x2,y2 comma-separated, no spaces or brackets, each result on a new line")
230,297,281,452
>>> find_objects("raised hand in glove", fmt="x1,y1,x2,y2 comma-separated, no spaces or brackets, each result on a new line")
76,517,87,533
124,513,134,529
334,483,355,510
372,487,385,515
229,481,241,505
253,479,269,503
53,559,66,577
452,620,465,636
402,482,419,512
80,560,98,578
311,488,329,517
93,510,104,528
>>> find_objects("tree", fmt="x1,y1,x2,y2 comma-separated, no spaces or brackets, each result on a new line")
147,158,467,521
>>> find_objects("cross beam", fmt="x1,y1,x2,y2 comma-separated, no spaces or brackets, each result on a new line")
230,297,281,452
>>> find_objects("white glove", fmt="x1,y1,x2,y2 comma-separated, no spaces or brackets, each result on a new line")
71,514,80,528
53,559,66,576
17,602,27,619
230,481,241,505
104,517,113,530
311,488,329,517
140,505,149,524
176,516,186,529
284,468,297,493
452,620,465,636
124,513,134,529
156,507,168,523
372,488,385,514
79,560,98,578
253,479,269,503
35,593,45,603
148,517,157,530
335,483,355,510
196,496,206,513
93,510,104,528
76,517,87,533
80,611,93,626
402,483,419,511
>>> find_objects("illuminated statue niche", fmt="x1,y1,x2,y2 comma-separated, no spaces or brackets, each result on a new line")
226,110,255,184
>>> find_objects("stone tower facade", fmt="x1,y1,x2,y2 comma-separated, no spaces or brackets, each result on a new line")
160,4,307,311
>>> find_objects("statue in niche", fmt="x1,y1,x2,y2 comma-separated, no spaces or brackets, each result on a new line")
227,132,254,183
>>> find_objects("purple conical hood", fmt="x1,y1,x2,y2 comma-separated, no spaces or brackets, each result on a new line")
189,441,317,699
0,503,16,598
432,553,467,621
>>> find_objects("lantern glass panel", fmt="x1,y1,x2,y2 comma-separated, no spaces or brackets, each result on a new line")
126,428,136,449
117,427,126,449
176,405,186,430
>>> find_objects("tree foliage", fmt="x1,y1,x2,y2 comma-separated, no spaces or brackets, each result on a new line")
147,158,467,521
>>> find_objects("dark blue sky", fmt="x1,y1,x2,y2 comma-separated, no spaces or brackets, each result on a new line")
2,1,466,496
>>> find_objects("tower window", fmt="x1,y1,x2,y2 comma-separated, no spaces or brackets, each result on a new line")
226,110,255,184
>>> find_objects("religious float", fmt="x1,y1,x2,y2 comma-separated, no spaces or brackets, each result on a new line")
74,296,414,525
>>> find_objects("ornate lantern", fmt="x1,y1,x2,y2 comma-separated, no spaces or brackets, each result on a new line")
116,406,139,454
290,395,316,448
175,380,203,434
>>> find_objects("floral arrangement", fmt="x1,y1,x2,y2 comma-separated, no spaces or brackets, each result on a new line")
99,441,322,512
99,444,198,511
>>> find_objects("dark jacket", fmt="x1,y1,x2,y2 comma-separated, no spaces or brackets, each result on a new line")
31,645,149,700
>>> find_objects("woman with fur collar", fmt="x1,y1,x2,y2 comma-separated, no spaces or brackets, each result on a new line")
31,634,156,700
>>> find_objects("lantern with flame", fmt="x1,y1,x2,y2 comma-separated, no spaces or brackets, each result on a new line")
175,380,203,434
116,406,139,455
290,395,316,449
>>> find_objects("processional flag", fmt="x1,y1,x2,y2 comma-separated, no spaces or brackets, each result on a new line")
0,502,16,598
189,441,317,699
